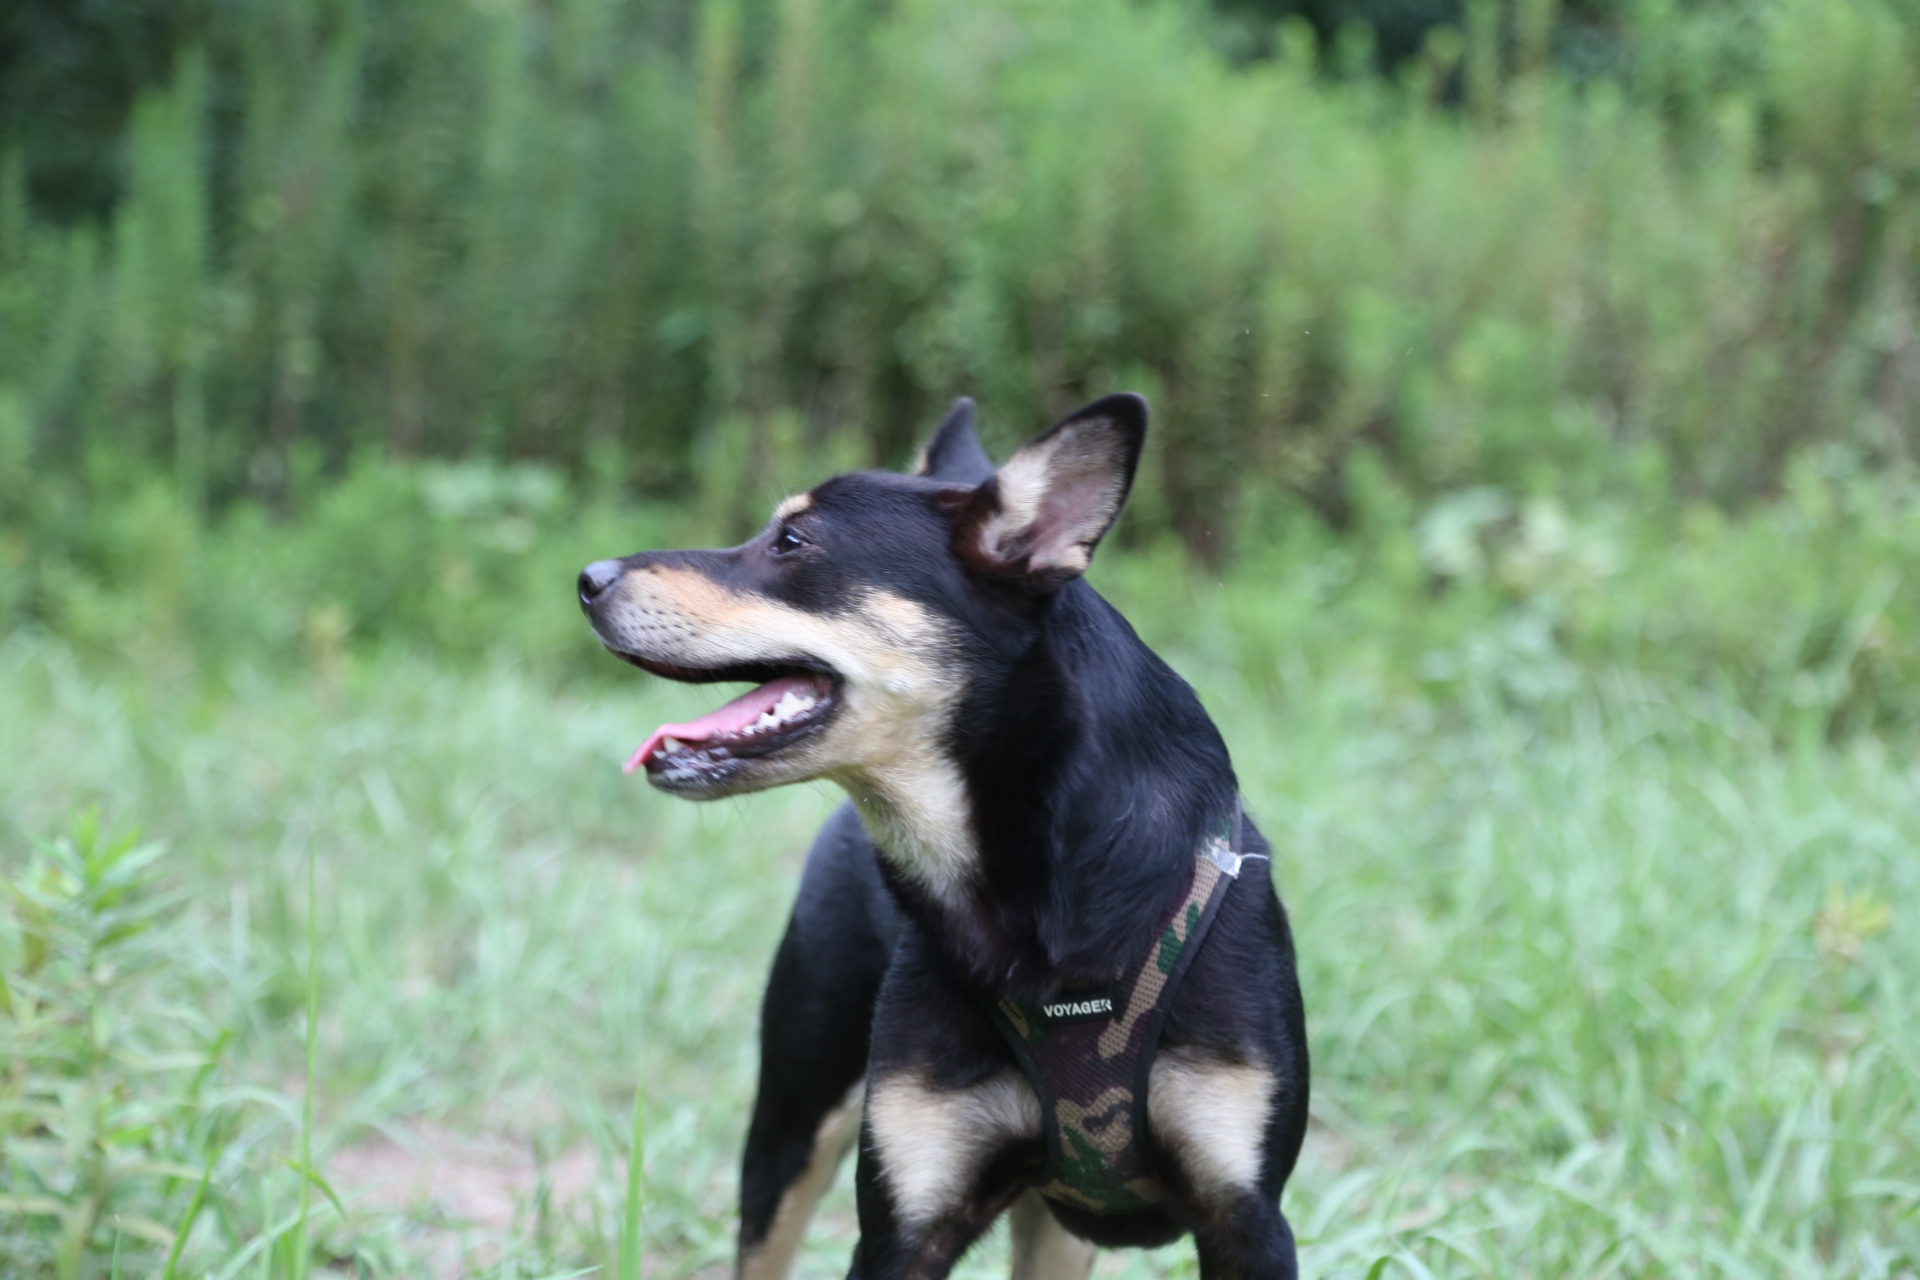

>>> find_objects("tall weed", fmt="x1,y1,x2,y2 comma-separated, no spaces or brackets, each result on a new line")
0,811,341,1278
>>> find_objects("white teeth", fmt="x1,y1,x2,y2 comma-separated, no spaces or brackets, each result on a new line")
749,689,819,735
660,737,686,755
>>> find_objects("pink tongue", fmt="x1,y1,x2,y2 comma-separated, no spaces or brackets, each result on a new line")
625,674,825,775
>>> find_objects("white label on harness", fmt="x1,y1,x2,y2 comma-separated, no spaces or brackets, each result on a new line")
1039,992,1115,1025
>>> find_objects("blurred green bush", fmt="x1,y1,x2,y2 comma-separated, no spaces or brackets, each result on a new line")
5,447,1914,738
5,455,680,679
2,0,1917,543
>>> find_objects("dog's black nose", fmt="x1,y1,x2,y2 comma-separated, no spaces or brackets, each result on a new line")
578,559,623,609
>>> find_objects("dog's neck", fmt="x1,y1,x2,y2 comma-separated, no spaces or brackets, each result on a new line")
856,583,1239,995
835,754,979,911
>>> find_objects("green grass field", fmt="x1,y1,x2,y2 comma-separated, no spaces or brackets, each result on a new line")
4,552,1916,1278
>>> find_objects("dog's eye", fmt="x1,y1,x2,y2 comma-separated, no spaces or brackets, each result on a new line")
772,527,807,555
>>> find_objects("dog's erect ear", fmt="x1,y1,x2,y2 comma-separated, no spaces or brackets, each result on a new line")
958,393,1147,589
913,398,996,485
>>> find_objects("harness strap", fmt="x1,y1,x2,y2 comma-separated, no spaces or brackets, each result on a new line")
976,800,1257,1214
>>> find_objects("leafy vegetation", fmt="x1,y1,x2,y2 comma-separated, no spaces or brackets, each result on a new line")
10,446,1920,736
4,0,1920,562
0,809,351,1278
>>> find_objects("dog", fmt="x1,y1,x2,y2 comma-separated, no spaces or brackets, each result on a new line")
577,395,1309,1280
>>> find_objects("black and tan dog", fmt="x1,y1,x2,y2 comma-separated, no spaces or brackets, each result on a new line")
577,395,1309,1280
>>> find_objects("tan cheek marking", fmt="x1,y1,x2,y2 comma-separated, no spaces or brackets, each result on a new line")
867,1070,1041,1229
814,592,974,900
600,567,841,675
829,592,964,705
1148,1048,1275,1202
739,1082,863,1280
621,566,772,631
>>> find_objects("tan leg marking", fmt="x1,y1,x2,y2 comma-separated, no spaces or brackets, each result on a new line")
1147,1047,1276,1202
739,1082,864,1280
867,1070,1042,1229
1008,1190,1097,1280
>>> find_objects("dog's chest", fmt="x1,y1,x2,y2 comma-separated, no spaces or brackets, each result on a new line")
972,840,1240,1213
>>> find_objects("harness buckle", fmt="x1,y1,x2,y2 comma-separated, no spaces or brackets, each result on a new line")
1203,838,1270,880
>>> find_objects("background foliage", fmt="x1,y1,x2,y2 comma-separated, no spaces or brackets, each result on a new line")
5,0,1920,548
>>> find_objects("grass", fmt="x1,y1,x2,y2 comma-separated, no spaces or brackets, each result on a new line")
2,550,1917,1278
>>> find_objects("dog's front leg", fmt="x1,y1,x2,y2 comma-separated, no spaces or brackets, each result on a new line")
847,1068,1044,1280
1190,1197,1299,1280
1148,1045,1301,1280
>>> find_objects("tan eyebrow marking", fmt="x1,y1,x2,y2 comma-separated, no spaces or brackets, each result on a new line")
772,493,813,522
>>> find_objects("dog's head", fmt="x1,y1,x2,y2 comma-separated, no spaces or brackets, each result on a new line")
578,394,1147,803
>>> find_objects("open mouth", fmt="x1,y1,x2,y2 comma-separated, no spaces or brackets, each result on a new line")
610,653,839,780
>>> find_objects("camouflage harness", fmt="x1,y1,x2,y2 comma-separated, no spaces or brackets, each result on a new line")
977,803,1265,1214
